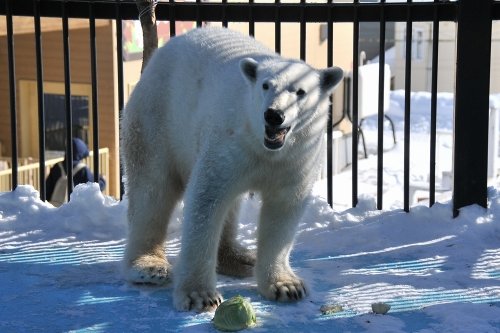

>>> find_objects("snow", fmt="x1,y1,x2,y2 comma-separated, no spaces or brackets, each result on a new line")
1,91,499,332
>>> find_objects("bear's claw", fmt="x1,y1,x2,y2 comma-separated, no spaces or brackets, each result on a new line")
174,290,223,312
266,279,307,302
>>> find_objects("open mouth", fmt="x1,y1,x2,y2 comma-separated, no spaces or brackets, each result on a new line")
264,126,291,150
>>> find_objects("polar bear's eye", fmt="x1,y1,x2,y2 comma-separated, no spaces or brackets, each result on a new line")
296,88,306,97
262,83,269,90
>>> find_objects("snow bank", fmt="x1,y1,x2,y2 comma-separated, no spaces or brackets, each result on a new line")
0,184,127,242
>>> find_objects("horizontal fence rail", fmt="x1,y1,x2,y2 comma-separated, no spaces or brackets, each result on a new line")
0,148,110,195
1,1,462,22
1,0,498,216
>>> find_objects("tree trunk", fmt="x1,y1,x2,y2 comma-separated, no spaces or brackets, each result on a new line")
136,0,158,73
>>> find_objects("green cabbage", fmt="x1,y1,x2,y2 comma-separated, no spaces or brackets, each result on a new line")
213,295,256,331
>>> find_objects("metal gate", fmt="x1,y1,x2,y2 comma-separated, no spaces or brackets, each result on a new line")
1,0,498,216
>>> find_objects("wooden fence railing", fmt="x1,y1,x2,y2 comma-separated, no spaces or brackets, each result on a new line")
0,147,109,195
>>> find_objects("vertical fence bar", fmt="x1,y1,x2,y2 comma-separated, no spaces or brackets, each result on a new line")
249,0,254,37
429,0,440,207
89,1,100,182
403,0,412,212
352,0,359,208
116,0,125,198
34,0,46,201
326,0,333,207
196,0,201,27
453,0,491,216
116,3,124,115
274,0,280,54
300,0,306,61
169,0,176,37
344,77,351,121
6,0,18,191
377,0,386,210
222,0,228,28
62,0,74,200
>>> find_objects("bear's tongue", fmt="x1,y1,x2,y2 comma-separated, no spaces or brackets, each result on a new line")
265,127,288,143
264,126,292,150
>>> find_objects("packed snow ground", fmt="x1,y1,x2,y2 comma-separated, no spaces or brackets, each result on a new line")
0,91,499,332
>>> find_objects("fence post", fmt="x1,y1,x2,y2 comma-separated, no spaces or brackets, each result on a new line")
453,0,492,217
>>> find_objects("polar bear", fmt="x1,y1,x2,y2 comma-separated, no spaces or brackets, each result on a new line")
121,27,343,312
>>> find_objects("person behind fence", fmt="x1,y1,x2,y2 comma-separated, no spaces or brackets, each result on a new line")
46,138,106,207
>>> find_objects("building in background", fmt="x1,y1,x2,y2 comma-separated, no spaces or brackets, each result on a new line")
0,11,351,198
392,21,500,94
0,18,121,196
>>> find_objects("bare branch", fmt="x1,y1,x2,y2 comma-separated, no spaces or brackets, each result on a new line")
136,0,158,73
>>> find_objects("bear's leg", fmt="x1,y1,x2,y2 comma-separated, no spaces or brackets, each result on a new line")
217,200,256,278
255,193,307,302
173,165,236,311
123,175,182,285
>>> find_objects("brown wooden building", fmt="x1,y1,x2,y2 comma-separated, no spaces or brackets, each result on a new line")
0,18,123,197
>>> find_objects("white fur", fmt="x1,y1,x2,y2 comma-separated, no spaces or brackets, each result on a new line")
121,27,343,311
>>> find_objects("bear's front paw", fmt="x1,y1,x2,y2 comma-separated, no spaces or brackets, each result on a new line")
124,256,171,285
260,276,307,302
173,289,223,312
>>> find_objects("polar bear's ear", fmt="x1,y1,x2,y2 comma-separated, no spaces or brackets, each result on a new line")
240,58,259,83
320,66,344,93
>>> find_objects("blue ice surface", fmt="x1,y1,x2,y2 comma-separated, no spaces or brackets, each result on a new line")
0,242,499,333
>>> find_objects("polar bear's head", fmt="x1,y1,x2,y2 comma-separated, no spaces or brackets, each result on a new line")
240,57,343,151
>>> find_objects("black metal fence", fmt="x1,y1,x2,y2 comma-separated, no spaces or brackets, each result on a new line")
1,0,498,216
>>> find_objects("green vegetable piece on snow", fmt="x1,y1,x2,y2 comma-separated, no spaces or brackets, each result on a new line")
213,295,256,331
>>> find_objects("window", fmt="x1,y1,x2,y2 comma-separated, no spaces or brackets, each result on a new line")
44,94,90,152
414,29,424,61
402,27,425,61
19,81,93,158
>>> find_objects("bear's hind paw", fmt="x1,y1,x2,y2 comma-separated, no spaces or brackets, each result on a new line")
217,246,256,278
125,264,171,286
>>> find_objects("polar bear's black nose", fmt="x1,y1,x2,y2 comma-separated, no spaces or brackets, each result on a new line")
264,108,285,127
